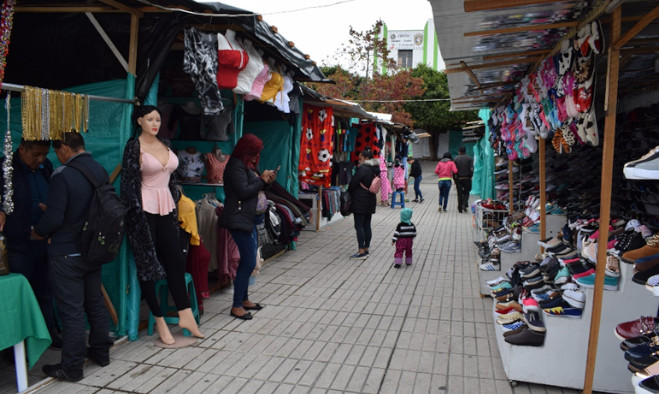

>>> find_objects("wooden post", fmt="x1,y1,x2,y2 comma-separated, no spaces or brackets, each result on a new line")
538,138,546,250
508,160,514,215
583,7,621,394
316,185,322,232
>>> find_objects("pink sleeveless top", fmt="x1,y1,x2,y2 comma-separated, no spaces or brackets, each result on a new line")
141,149,178,215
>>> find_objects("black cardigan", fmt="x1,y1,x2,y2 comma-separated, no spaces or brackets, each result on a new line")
347,159,378,215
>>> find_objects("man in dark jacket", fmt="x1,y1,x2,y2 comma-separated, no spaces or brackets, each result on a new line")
347,149,378,259
453,145,474,213
32,132,113,382
0,139,59,343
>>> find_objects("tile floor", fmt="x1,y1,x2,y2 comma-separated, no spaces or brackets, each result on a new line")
1,161,598,393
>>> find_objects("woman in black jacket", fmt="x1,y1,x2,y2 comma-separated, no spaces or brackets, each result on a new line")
347,149,379,259
218,134,277,320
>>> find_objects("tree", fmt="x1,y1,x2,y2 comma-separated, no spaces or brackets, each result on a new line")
333,20,397,78
406,64,478,133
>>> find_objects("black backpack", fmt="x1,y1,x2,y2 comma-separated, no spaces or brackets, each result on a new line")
66,161,126,265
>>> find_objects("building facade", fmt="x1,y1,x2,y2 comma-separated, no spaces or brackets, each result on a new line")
375,19,443,74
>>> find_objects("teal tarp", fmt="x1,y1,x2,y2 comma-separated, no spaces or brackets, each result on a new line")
0,78,137,339
473,108,495,200
247,120,297,195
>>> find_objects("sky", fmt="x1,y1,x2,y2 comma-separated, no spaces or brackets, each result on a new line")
203,0,439,69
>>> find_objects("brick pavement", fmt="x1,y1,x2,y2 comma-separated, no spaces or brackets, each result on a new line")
2,160,585,394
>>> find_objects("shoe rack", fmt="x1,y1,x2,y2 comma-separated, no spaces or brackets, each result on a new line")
478,219,565,296
492,261,655,392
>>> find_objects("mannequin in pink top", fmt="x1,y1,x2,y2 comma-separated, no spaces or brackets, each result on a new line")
121,105,203,345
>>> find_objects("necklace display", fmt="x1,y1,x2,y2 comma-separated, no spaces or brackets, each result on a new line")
21,86,89,140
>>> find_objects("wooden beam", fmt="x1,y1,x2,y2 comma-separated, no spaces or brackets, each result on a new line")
460,61,482,89
468,80,519,91
482,49,550,60
98,0,143,17
445,57,541,74
128,13,139,76
464,0,557,13
15,6,120,12
464,22,577,37
538,138,546,250
612,4,659,49
451,98,499,105
584,6,621,394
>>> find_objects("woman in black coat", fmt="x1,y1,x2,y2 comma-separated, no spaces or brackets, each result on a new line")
218,133,277,320
347,149,379,259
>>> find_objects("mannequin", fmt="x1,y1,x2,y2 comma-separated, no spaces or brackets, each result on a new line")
205,147,230,184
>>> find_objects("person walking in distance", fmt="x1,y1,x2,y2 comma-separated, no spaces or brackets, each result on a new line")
453,145,474,213
434,152,457,212
408,158,424,203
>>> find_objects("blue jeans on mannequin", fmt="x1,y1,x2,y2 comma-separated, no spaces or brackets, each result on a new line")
438,179,452,210
413,175,423,200
353,213,373,250
229,227,257,308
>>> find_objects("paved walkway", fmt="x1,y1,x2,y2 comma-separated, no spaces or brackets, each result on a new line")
2,161,584,394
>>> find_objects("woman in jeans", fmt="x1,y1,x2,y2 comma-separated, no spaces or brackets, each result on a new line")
348,149,379,259
218,134,277,320
434,152,458,212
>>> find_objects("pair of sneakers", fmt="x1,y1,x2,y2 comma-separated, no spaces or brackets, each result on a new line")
411,198,424,203
350,251,369,259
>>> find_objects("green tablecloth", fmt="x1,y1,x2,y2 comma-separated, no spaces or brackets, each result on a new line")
0,273,51,369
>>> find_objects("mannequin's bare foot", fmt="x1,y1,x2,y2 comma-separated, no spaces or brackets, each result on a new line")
178,308,204,338
154,317,175,345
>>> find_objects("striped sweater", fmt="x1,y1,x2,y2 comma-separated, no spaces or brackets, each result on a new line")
392,222,417,242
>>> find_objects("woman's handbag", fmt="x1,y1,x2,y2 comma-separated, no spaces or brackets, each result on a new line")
340,190,352,216
255,191,268,215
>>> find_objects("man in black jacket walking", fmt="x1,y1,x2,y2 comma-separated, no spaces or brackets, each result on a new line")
33,132,113,382
453,146,474,213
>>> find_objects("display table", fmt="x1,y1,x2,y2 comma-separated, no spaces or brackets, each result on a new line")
0,274,51,392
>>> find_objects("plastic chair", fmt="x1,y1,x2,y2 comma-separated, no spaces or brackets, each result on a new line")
147,272,200,336
391,191,406,209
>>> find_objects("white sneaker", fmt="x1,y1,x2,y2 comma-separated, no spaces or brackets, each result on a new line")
486,276,509,287
480,262,500,271
563,288,586,309
624,146,659,180
645,274,659,296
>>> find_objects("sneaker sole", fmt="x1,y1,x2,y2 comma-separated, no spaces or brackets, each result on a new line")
644,284,659,296
624,167,659,180
563,295,586,309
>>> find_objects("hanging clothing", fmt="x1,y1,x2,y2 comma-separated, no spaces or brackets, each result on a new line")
177,150,205,182
379,154,391,202
196,195,220,270
350,122,380,162
273,74,294,113
183,27,223,115
299,104,334,187
214,205,240,283
178,193,201,246
233,38,265,95
205,153,230,184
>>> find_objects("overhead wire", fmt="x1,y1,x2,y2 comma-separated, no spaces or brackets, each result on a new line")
134,0,357,17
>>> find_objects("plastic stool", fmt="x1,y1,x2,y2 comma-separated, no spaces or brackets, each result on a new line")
147,272,200,336
391,191,405,208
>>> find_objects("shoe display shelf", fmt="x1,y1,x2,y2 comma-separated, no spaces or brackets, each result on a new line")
473,204,508,242
479,224,564,296
492,262,655,392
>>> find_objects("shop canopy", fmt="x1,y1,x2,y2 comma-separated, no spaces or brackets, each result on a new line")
429,0,659,111
8,0,329,102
